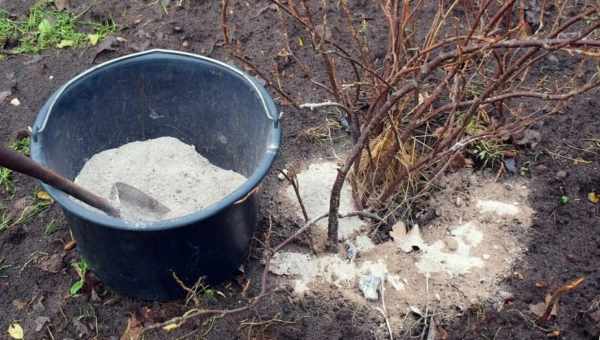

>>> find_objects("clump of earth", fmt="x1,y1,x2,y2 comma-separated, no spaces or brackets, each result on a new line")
74,136,247,224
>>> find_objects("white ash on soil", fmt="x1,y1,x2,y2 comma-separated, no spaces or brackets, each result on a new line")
277,165,534,330
74,136,247,224
285,161,364,244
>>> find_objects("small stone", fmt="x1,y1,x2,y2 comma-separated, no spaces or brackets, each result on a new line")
10,98,21,106
173,26,183,33
455,196,463,207
49,75,54,80
134,18,142,25
445,238,459,251
556,170,567,179
182,41,190,48
483,254,490,260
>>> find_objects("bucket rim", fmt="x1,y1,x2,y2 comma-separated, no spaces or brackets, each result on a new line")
31,49,281,232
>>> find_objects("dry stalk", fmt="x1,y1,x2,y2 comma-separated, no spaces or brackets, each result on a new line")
224,1,600,251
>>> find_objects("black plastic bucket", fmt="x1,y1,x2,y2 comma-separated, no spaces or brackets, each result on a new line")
30,50,281,300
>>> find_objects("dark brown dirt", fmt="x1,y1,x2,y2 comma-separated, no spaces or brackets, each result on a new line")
443,96,600,340
1,1,599,339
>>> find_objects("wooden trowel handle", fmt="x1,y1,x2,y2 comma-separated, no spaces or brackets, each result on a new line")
0,146,120,217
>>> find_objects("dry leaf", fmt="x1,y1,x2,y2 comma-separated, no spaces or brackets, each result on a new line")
536,281,547,288
547,330,560,337
37,254,63,273
36,191,53,202
588,192,599,204
7,323,24,339
530,302,548,317
391,223,426,253
530,294,559,318
121,314,143,340
162,323,179,332
64,240,77,251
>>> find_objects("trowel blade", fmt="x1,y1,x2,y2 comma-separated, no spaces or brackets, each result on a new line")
112,182,171,217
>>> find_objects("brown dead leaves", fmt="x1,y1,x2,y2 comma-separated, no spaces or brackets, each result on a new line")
530,277,585,324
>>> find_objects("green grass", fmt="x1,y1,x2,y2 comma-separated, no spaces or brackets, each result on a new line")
44,219,61,235
0,10,18,44
0,138,30,197
0,191,53,232
0,168,15,196
9,137,31,156
70,258,89,295
472,140,506,169
0,1,116,54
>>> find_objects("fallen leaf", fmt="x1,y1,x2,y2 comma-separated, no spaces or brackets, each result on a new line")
573,157,591,165
57,39,75,48
529,302,548,317
64,239,77,251
530,294,559,318
7,323,24,339
547,330,560,337
121,314,143,340
162,323,179,332
588,192,599,204
535,281,547,288
36,191,53,202
538,277,585,323
391,222,426,253
37,254,63,273
88,34,100,46
12,299,27,310
69,280,84,295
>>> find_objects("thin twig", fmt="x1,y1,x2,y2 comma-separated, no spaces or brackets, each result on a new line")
278,169,309,221
375,279,393,340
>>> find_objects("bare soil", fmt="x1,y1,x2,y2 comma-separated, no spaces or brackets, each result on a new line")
1,1,599,339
